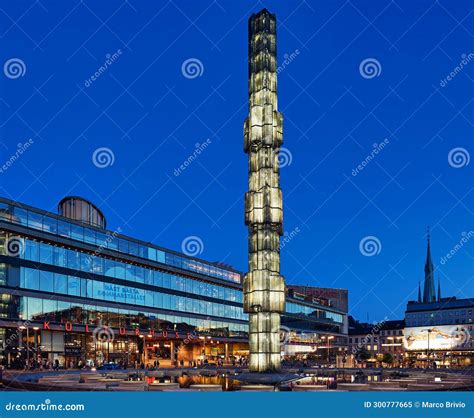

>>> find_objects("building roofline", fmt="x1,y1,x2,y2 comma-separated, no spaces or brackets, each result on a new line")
0,196,242,274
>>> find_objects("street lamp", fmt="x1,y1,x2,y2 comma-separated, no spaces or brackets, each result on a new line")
33,327,39,368
19,326,30,367
327,336,335,364
421,329,433,369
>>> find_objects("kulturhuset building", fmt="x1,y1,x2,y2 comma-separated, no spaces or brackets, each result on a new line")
0,196,347,369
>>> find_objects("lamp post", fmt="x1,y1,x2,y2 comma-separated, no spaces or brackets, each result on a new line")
33,327,39,368
421,328,433,369
327,336,335,364
19,326,29,368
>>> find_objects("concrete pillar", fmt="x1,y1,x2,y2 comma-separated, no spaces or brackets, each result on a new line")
225,343,229,364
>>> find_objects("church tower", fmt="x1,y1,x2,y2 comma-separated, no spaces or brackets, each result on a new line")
422,228,436,303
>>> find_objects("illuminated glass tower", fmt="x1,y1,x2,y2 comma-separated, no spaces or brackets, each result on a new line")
243,9,285,372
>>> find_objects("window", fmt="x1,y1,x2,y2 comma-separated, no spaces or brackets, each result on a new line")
13,207,27,225
57,220,70,238
43,216,57,234
40,271,53,292
39,243,53,264
24,268,39,290
25,240,39,262
53,246,67,267
129,242,139,257
104,258,115,277
71,224,84,241
68,276,80,296
54,273,67,295
67,249,80,270
27,211,43,230
84,228,96,245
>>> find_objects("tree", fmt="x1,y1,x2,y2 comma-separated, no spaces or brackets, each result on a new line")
382,352,394,366
355,347,370,362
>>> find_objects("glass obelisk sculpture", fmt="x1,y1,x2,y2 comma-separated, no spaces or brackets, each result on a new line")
243,9,285,373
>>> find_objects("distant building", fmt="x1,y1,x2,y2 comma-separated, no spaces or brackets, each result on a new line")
348,317,404,367
286,285,348,313
404,231,474,368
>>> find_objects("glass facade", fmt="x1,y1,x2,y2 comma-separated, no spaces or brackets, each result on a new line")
0,200,241,284
0,197,347,369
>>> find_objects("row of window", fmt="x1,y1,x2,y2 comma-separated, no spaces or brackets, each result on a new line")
406,318,473,327
286,302,343,323
19,267,247,321
407,310,473,319
3,234,242,303
349,337,403,344
19,296,248,335
0,202,241,283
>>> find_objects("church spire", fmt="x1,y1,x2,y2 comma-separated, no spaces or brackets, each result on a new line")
423,227,436,302
418,280,422,303
438,276,441,301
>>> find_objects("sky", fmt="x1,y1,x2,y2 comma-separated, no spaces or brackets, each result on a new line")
0,0,473,322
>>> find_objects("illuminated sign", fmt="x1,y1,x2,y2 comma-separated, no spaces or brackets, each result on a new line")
403,325,472,351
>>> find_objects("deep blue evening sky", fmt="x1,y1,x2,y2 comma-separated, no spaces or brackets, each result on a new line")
1,0,473,322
